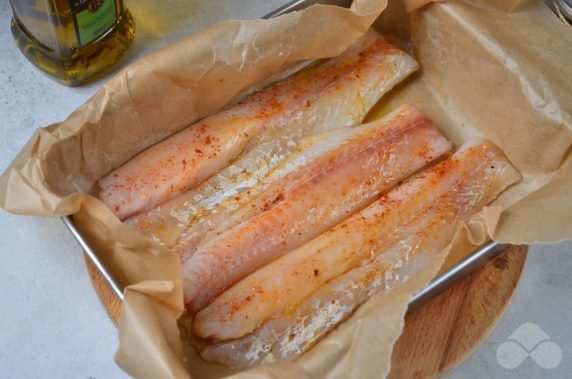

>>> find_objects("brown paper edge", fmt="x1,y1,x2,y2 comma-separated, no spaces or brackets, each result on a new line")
0,0,571,378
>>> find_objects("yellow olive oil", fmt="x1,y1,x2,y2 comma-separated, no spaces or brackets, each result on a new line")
9,0,135,86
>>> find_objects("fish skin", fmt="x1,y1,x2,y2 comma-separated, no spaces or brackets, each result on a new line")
183,105,452,313
100,29,419,220
193,140,521,342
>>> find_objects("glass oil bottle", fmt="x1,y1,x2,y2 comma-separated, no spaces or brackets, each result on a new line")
9,0,135,86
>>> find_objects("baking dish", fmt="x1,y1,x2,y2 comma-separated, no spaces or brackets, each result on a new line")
61,0,514,311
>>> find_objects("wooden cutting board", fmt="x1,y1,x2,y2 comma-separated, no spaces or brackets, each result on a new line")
84,244,527,377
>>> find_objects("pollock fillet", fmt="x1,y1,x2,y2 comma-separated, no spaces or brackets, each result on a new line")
182,106,452,312
193,141,521,342
99,29,419,219
165,104,449,260
125,123,366,250
199,237,431,367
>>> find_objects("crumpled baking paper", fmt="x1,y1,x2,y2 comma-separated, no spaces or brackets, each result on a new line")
0,0,570,378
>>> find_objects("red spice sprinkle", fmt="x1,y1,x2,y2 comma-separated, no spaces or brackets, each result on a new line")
417,144,429,158
194,148,204,157
272,193,285,205
261,192,285,211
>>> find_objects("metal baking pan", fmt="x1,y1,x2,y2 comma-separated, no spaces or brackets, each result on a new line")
62,215,510,307
61,0,514,307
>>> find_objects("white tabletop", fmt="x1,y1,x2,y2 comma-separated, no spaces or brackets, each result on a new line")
0,1,570,378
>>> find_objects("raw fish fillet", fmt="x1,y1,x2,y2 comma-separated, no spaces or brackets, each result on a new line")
125,119,375,250
125,125,362,250
167,104,449,260
182,105,451,312
193,141,521,342
199,237,425,367
99,29,419,219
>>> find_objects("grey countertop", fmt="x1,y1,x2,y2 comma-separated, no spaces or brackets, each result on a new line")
0,1,570,378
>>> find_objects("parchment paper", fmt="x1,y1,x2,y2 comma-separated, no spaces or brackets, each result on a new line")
1,0,570,378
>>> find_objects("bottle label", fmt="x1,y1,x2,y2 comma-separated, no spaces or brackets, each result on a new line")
70,0,118,46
